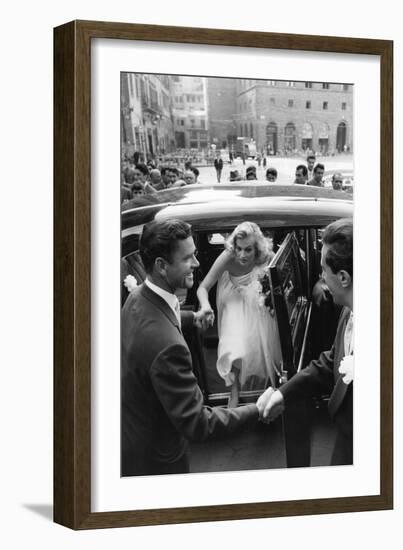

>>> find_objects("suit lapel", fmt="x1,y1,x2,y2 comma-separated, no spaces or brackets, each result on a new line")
140,284,182,333
328,309,352,418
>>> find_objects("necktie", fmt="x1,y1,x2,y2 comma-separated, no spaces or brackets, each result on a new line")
344,311,354,355
174,299,181,328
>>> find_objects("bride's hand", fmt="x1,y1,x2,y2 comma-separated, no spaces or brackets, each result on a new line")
194,307,215,330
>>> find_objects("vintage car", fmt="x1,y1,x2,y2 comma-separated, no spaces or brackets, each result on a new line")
121,183,353,469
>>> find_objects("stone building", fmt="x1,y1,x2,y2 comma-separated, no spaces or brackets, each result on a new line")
121,73,175,160
171,76,209,150
206,77,237,150
235,79,353,155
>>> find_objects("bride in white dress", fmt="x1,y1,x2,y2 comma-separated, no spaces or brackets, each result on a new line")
197,222,282,407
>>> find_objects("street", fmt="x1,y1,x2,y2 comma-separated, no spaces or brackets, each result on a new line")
196,153,353,185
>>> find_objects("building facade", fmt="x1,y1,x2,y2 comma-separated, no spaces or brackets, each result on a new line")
121,73,176,160
206,78,237,150
171,76,209,150
235,79,353,155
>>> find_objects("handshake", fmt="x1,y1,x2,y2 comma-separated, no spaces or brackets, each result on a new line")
256,387,285,423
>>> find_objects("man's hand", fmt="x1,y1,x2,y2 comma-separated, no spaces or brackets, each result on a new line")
193,307,215,331
257,389,285,423
256,387,274,416
339,355,354,385
312,278,330,307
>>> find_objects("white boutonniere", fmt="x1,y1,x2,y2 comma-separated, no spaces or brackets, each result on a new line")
123,274,138,292
339,355,354,385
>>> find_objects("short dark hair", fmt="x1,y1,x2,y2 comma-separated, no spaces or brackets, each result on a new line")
191,166,199,177
135,163,149,177
266,167,278,178
307,154,316,162
322,218,353,278
139,219,192,273
296,164,308,176
313,163,325,173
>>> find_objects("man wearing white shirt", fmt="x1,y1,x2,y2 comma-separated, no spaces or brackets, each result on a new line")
258,218,354,465
121,219,259,476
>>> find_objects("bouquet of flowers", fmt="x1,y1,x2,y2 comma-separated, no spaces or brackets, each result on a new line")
257,266,274,313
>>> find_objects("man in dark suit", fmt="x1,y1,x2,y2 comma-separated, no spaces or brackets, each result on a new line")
257,218,353,465
214,154,224,182
121,219,258,476
307,163,325,187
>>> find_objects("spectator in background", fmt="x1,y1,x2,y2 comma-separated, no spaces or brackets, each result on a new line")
121,184,132,203
134,163,157,194
191,166,201,183
246,166,257,180
307,163,325,187
306,154,316,181
294,164,308,185
121,167,135,203
184,170,196,185
214,153,224,183
131,182,145,197
265,167,278,182
331,173,344,191
229,170,242,182
159,166,172,189
149,169,162,188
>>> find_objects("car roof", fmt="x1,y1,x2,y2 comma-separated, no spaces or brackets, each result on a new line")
122,183,353,236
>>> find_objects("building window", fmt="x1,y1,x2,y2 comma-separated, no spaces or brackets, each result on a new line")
180,120,185,126
201,120,205,129
322,83,330,89
343,84,349,91
270,97,275,105
288,99,294,108
342,102,347,110
305,82,312,88
306,101,311,109
323,101,328,110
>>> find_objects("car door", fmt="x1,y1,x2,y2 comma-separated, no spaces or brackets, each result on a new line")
268,231,315,467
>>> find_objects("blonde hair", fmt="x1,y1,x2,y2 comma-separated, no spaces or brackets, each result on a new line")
225,221,270,265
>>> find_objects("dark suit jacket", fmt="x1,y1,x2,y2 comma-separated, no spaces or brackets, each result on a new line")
279,307,353,465
214,158,223,170
121,283,258,476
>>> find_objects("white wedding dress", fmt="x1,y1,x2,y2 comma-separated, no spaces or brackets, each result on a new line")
216,266,282,391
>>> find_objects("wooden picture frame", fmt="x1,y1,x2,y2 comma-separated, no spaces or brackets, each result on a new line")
54,20,393,529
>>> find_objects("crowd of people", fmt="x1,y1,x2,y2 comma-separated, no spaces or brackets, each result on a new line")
121,216,354,476
121,152,352,204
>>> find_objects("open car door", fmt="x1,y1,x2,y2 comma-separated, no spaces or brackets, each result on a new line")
268,231,314,467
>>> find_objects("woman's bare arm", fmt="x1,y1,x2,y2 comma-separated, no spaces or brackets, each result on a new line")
197,249,232,312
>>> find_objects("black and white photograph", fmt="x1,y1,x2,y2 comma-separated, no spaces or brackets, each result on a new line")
120,73,354,477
